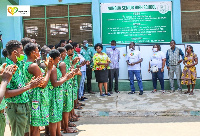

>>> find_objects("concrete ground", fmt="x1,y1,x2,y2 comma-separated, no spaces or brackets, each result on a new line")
77,89,200,117
77,122,200,136
4,89,200,136
5,116,200,136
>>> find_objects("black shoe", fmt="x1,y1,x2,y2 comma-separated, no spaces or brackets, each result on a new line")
139,92,143,95
83,97,88,99
88,91,95,94
115,90,120,93
128,91,135,94
105,92,111,96
109,91,113,94
80,97,85,101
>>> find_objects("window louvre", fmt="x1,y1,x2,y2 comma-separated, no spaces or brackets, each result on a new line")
181,0,200,42
46,5,68,17
69,4,91,16
23,4,92,46
24,7,45,19
70,16,92,44
47,18,69,45
24,19,46,46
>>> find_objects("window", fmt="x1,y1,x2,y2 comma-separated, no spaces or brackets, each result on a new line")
24,19,45,46
47,18,69,45
50,24,68,35
181,0,200,42
23,4,92,46
70,17,93,44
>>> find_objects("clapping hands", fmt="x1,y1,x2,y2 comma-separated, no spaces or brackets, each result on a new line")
0,64,18,83
72,57,80,65
27,75,44,89
46,57,54,70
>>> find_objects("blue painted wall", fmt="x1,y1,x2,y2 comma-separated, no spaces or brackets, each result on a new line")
0,0,22,49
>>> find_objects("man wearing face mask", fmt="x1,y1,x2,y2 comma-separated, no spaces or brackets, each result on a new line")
166,40,184,92
81,40,94,94
106,40,120,94
127,42,143,95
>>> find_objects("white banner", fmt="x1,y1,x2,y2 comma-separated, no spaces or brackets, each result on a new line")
7,5,30,16
100,1,172,14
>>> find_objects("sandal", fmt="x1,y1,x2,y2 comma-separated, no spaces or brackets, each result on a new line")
184,91,190,94
70,117,79,122
151,89,157,93
69,122,76,127
77,103,85,106
75,106,82,110
74,114,82,117
63,129,77,133
100,93,105,96
189,92,194,95
80,103,85,106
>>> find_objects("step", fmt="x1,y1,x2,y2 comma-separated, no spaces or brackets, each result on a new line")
85,79,200,92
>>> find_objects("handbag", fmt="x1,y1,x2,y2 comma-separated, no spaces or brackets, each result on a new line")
151,65,158,72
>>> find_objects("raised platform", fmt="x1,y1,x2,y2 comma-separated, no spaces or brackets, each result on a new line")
87,79,200,92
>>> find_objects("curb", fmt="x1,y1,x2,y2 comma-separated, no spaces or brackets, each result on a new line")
77,110,200,117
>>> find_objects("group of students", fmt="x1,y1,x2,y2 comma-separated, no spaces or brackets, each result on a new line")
0,38,198,136
0,37,88,136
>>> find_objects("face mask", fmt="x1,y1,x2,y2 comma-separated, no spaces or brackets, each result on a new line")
17,54,25,61
75,47,81,52
153,48,157,52
85,43,89,47
131,46,135,51
111,46,116,50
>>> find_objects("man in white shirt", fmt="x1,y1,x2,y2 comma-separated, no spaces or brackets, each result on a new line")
126,42,143,95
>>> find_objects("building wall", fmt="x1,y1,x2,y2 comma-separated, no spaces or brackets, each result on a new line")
0,0,22,48
19,0,182,45
1,0,182,58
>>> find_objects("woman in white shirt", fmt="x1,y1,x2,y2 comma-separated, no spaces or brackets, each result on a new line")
148,44,166,93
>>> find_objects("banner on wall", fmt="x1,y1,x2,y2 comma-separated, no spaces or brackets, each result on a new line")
101,1,172,44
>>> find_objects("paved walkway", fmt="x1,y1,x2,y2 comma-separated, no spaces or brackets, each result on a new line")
77,89,200,117
77,122,200,136
4,89,200,135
